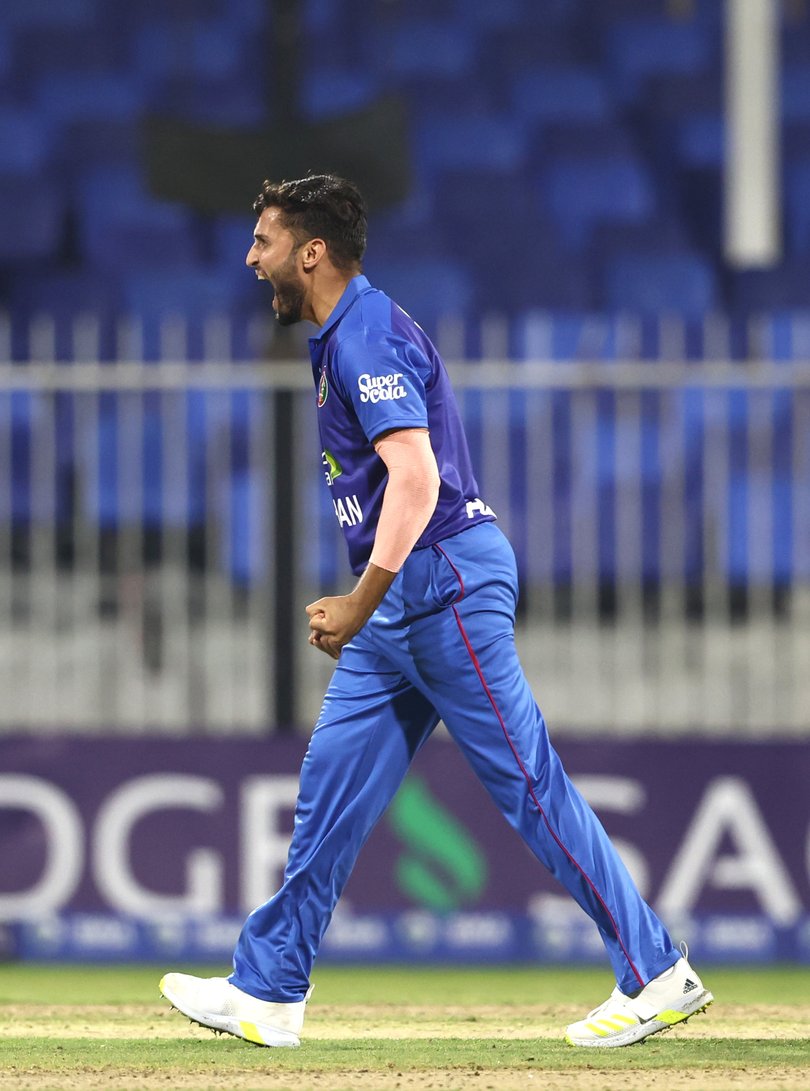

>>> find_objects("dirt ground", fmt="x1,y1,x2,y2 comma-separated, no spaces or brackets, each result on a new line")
1,1000,806,1040
1,1003,807,1091
0,1073,806,1091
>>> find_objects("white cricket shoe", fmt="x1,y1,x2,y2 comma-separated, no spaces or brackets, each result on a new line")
159,972,310,1047
565,949,713,1048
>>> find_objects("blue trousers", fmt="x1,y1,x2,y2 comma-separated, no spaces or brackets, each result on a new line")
230,522,678,1001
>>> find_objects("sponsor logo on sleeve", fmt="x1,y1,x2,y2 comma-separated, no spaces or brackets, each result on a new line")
358,372,407,403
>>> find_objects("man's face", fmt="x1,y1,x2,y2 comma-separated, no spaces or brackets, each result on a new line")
246,207,307,326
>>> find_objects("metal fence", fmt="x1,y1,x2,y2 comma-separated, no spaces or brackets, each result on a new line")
2,327,809,737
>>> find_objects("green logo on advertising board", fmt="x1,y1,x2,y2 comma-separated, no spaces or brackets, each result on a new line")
388,777,487,911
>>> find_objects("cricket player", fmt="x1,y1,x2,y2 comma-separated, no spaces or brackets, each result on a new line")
160,174,712,1048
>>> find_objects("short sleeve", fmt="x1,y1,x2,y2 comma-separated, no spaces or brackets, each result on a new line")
333,330,430,442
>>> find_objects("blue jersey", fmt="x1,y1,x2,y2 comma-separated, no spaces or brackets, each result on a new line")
309,275,495,574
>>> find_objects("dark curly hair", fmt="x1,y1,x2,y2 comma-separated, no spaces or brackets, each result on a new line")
253,174,367,272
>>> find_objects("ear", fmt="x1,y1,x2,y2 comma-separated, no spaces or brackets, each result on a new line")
300,237,327,271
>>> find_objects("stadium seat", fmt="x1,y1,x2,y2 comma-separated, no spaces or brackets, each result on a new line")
604,16,717,103
223,468,266,586
784,157,810,256
367,256,475,330
781,63,810,121
732,265,810,313
10,22,125,86
157,74,266,127
602,251,717,315
34,70,143,124
76,166,200,271
368,19,478,83
483,22,583,79
300,66,378,122
541,154,656,250
0,176,63,262
0,107,51,175
674,113,724,168
133,20,248,85
416,110,528,177
537,119,635,161
2,0,95,29
0,26,11,83
511,65,614,125
8,271,121,361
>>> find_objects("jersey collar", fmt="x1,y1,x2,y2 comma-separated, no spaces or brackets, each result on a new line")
309,274,372,345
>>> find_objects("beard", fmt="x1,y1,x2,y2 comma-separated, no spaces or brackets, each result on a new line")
271,254,306,326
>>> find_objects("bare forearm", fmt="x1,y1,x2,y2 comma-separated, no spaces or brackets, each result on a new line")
368,430,440,574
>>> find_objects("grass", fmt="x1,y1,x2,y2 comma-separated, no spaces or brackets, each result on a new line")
0,963,808,1090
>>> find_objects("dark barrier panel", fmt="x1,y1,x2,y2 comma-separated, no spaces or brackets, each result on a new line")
1,736,807,962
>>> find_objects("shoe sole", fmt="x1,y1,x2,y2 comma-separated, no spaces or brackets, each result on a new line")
565,989,714,1048
159,975,301,1048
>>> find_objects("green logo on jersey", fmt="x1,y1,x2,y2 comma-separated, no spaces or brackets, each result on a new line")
322,449,343,486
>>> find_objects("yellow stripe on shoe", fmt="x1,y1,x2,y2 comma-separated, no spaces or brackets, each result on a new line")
658,1008,692,1026
585,1022,610,1037
239,1021,265,1044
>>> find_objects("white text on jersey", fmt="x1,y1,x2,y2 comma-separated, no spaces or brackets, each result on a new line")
466,498,495,519
358,372,407,403
333,494,364,527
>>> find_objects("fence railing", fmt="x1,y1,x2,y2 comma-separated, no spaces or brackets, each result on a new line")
1,357,809,736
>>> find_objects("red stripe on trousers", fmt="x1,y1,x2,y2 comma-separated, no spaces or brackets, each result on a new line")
450,603,644,989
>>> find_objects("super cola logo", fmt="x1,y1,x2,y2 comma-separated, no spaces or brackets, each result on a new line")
357,372,407,403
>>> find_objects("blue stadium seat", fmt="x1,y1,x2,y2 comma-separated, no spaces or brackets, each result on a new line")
2,0,95,29
0,393,40,523
10,23,126,87
213,215,260,276
646,71,722,117
224,469,266,586
732,265,810,313
784,158,810,255
537,119,635,161
604,17,717,103
9,272,121,361
590,218,689,259
781,16,810,63
482,22,583,79
455,0,530,30
0,107,51,175
781,63,810,121
511,65,614,125
132,20,249,85
120,266,255,360
433,166,592,311
300,66,378,122
76,166,200,271
368,19,478,83
34,70,143,125
0,176,63,262
157,74,266,127
416,110,527,177
367,256,474,329
0,25,11,83
541,154,656,250
674,113,724,168
602,251,716,315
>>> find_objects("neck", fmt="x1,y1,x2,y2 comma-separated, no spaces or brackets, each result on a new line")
308,270,358,327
